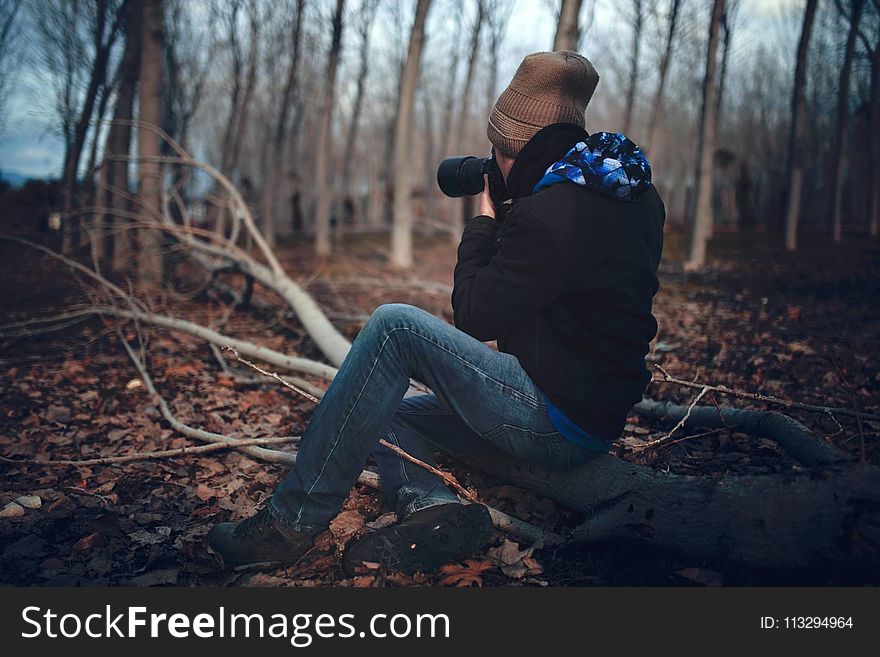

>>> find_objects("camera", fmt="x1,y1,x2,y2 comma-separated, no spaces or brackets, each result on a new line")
437,155,495,197
437,154,511,221
438,154,511,197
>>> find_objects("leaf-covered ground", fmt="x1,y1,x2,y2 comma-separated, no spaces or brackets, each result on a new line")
1,229,878,586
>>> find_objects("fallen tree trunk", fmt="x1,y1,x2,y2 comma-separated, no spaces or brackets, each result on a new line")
461,447,880,576
633,398,849,467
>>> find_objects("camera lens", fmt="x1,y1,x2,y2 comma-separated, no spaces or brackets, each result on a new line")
437,156,489,197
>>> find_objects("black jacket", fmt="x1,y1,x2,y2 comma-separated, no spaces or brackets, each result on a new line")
452,123,665,442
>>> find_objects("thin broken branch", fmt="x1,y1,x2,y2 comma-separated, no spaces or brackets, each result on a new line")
652,364,879,421
1,435,301,467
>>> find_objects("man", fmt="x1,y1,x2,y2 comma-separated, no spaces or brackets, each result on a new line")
208,50,665,574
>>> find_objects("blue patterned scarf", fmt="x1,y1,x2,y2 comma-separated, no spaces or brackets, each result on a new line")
532,132,652,202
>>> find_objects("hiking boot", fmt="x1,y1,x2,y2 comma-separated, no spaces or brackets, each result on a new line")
343,503,493,576
207,505,316,570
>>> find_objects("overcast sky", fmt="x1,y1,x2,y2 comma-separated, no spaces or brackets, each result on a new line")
0,0,803,179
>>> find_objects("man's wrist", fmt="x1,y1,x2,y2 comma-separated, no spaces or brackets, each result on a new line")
466,215,498,229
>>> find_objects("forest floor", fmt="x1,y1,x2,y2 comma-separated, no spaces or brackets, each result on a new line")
1,226,878,587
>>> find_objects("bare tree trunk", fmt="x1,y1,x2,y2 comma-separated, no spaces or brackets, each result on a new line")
339,0,378,198
261,0,305,248
219,1,243,176
830,0,864,243
60,0,122,251
85,70,118,263
137,0,164,287
622,0,643,136
390,0,433,269
683,0,724,271
553,0,582,50
450,0,485,243
313,0,345,257
870,42,880,238
645,0,681,155
438,11,464,236
783,0,818,252
110,2,141,275
229,0,260,173
714,2,733,131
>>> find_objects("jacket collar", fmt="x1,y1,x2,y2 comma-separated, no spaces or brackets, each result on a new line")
504,122,589,200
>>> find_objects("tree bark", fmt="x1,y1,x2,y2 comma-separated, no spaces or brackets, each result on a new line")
622,0,643,136
390,0,433,269
313,0,345,258
449,0,485,243
830,0,864,243
261,0,305,247
465,449,878,576
137,0,164,287
684,0,724,271
60,0,123,244
783,0,818,252
109,1,141,274
645,0,681,155
228,0,260,174
338,0,378,227
553,0,582,51
870,41,880,238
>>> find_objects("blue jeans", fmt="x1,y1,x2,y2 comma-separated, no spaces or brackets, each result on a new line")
268,303,602,531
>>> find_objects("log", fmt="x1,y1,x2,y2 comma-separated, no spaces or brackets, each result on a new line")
633,398,849,467
460,447,880,576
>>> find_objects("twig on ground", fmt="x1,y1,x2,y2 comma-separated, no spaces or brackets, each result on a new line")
636,427,729,452
827,354,867,464
652,364,878,421
663,386,709,440
1,436,301,467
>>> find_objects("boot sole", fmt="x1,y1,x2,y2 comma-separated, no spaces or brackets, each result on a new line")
343,503,493,576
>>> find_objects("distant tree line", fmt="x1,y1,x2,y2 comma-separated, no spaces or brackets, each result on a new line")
0,0,876,279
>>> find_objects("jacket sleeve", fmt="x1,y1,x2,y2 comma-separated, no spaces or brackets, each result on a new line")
452,205,568,342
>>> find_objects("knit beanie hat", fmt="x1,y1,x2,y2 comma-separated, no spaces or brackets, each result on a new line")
487,50,600,159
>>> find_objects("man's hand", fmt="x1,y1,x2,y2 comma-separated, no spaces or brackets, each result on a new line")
477,174,496,220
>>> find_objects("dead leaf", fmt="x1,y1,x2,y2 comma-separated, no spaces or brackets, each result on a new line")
438,559,494,587
195,484,217,501
0,501,25,518
164,363,201,378
366,512,397,531
329,510,364,547
128,528,171,545
487,539,543,579
72,532,107,553
15,495,41,509
44,405,71,423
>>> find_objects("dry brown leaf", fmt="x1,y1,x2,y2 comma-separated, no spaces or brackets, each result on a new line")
487,539,543,579
438,559,494,587
72,531,107,553
328,510,364,547
164,363,202,378
0,501,25,518
194,484,217,501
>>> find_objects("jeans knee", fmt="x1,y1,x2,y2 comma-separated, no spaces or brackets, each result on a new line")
368,303,423,331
